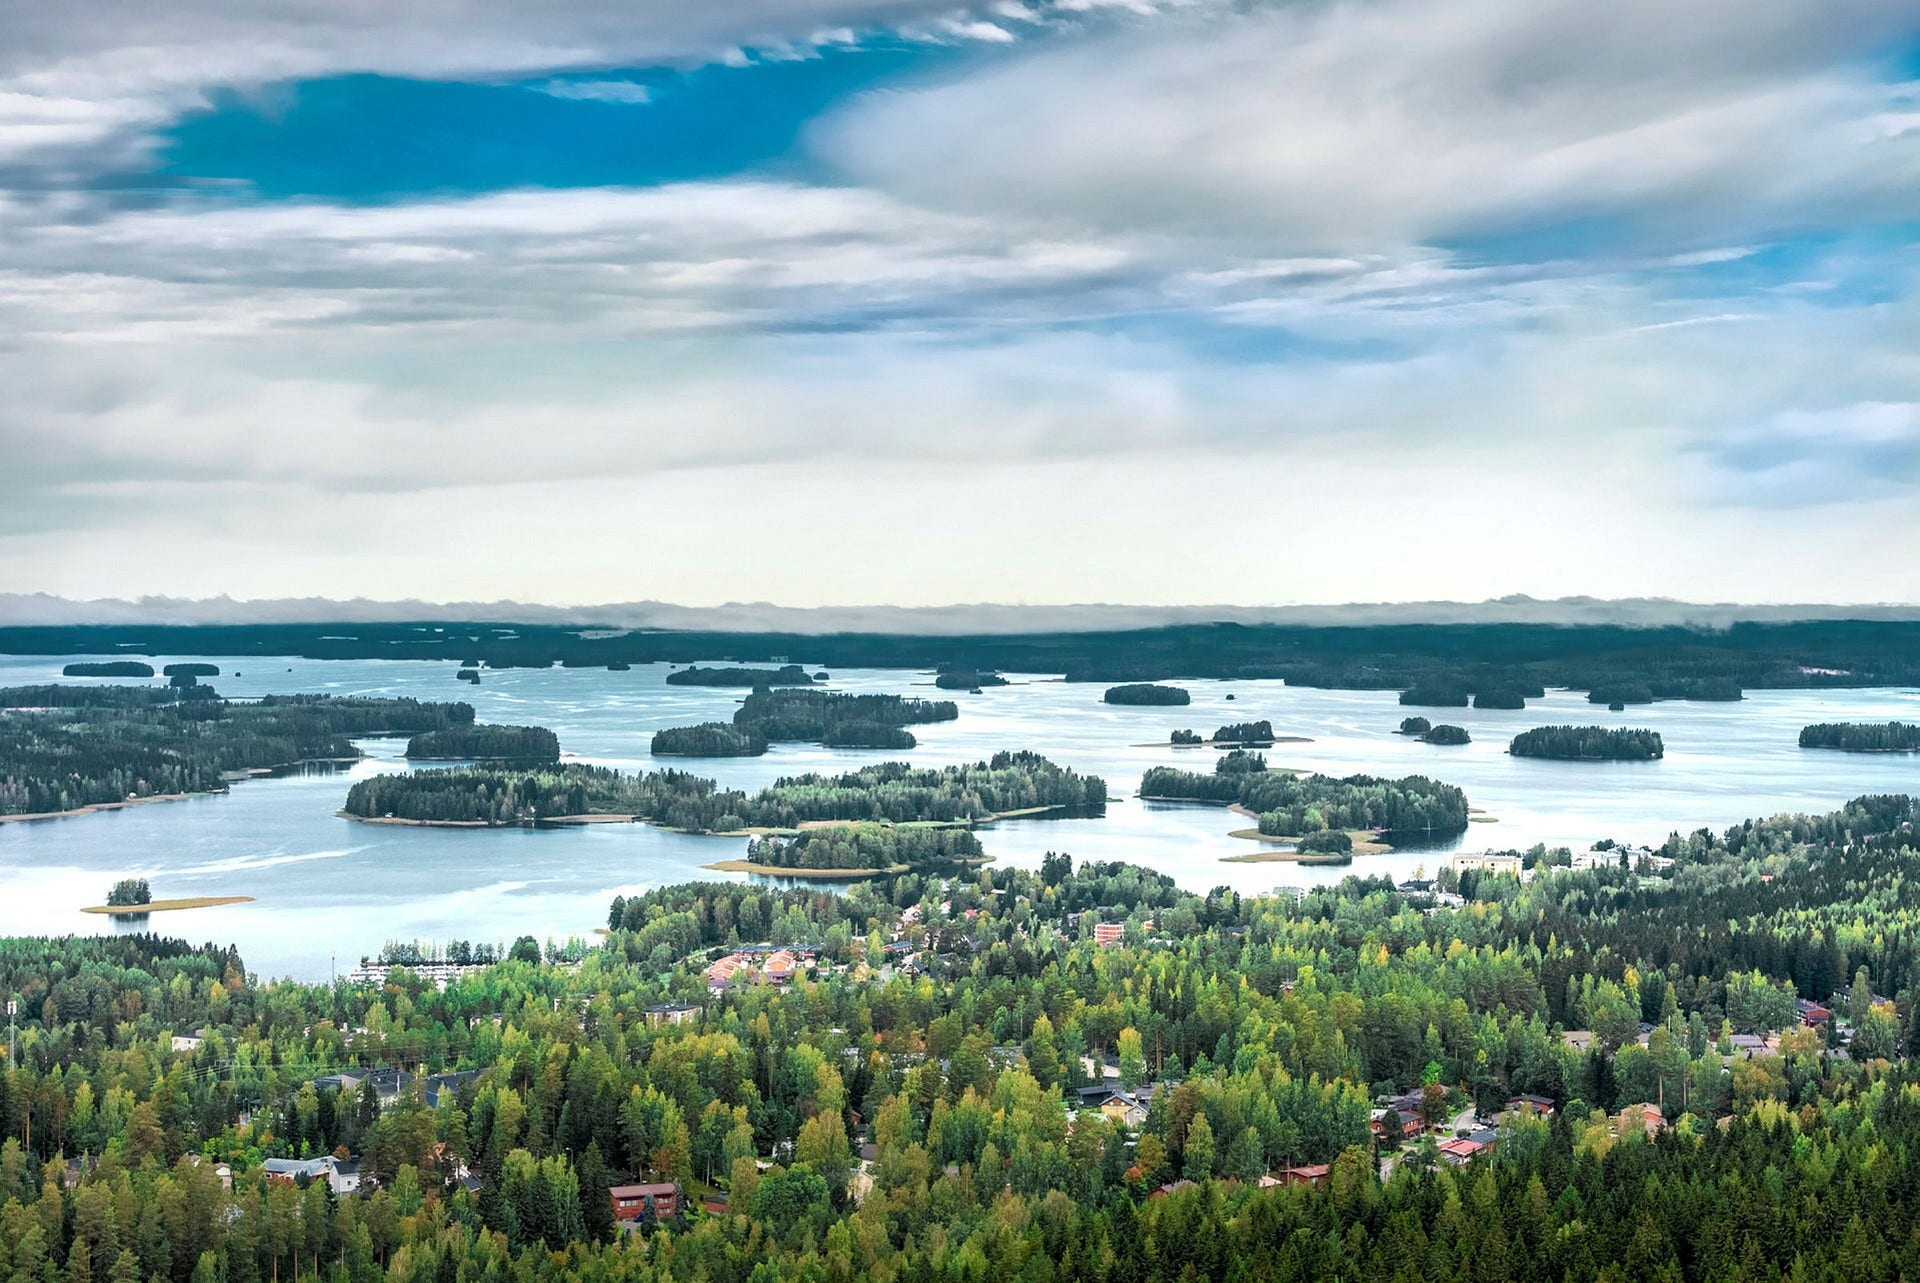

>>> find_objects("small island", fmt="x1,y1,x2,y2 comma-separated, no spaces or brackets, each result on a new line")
1105,683,1190,706
1398,685,1469,707
1421,724,1471,745
1586,682,1654,706
1397,716,1431,735
1472,689,1526,710
162,663,220,678
653,688,957,757
1141,752,1469,850
650,722,769,757
934,669,1010,690
83,879,253,915
706,824,988,875
1510,725,1664,760
1799,722,1920,753
406,723,561,763
63,661,155,677
665,664,818,687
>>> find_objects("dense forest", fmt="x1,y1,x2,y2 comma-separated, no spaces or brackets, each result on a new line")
1104,684,1190,706
649,723,769,758
406,725,561,763
665,665,817,687
0,687,474,816
10,791,1920,1279
742,824,986,871
1799,721,1920,752
1510,726,1665,761
342,752,1106,831
1140,752,1469,839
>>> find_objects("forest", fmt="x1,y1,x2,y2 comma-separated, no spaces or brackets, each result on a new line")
741,824,987,871
1510,726,1665,761
405,725,561,763
8,791,1920,1279
1103,684,1190,706
1140,753,1470,839
1798,721,1920,752
648,690,959,758
0,687,474,817
341,751,1106,831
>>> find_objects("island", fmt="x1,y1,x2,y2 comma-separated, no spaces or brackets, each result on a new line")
650,722,769,757
1104,683,1190,706
1471,689,1526,709
1397,716,1431,735
653,689,958,757
405,723,562,763
665,664,818,687
342,750,1107,831
0,685,476,819
162,663,220,678
707,824,988,875
934,669,1010,690
62,661,155,677
1140,751,1469,846
1799,722,1920,753
1586,682,1654,705
1421,724,1471,745
1398,685,1469,707
1510,725,1664,760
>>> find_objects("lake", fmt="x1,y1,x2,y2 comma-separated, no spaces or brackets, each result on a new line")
3,653,1917,980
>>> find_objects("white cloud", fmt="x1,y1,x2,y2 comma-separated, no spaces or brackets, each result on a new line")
530,79,652,104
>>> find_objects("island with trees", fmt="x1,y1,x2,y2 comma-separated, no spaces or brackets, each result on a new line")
1586,681,1654,705
406,723,562,763
712,824,989,875
1397,684,1468,707
105,877,151,907
1471,689,1526,709
1397,716,1431,735
343,750,1107,831
162,662,221,678
1799,721,1920,753
1141,752,1469,843
1104,683,1190,706
651,688,958,758
1510,725,1665,760
62,661,155,677
0,685,476,818
650,722,770,757
665,664,818,687
1420,724,1471,745
934,669,1010,690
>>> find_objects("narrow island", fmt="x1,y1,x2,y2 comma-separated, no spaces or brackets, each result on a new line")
1510,725,1664,760
1799,722,1920,753
1472,689,1526,709
1104,683,1190,706
162,663,220,678
935,669,1010,691
342,750,1107,832
63,661,155,677
1586,682,1654,706
651,688,958,757
664,664,818,687
1162,719,1308,748
704,824,988,876
406,723,561,763
1398,685,1469,707
0,684,477,819
82,878,253,915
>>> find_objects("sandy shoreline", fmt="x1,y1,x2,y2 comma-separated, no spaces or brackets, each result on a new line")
82,895,255,915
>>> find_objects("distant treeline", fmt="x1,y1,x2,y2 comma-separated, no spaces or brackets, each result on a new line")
744,824,986,870
343,751,1106,831
14,619,1920,693
1799,722,1920,753
665,664,817,687
0,687,473,817
1511,725,1665,760
1141,752,1469,838
406,723,561,762
1105,684,1190,706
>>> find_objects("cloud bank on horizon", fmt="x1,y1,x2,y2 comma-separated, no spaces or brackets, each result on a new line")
1,0,1917,606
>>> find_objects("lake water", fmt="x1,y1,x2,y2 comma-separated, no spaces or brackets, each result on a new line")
3,653,1917,980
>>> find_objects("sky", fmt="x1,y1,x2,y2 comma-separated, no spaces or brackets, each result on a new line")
2,0,1919,608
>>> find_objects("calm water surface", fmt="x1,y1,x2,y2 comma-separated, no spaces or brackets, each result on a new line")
2,654,1917,979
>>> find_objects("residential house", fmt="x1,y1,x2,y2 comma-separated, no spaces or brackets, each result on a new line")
1277,1164,1330,1187
611,1182,682,1224
1093,922,1126,946
642,1003,700,1027
263,1155,363,1196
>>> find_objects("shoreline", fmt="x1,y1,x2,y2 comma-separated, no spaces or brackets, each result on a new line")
340,802,1077,833
700,860,908,878
82,895,255,915
1223,827,1393,858
1,752,363,826
1134,736,1315,749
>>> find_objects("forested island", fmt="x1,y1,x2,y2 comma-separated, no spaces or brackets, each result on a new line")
1170,720,1278,746
1421,723,1471,745
343,750,1106,831
1586,682,1654,705
1141,751,1469,840
61,661,154,677
727,824,987,873
1471,689,1526,709
934,669,1009,690
1397,685,1468,707
0,686,475,817
1104,683,1190,706
1511,725,1665,760
1799,721,1920,752
14,790,1920,1279
405,723,561,763
665,664,817,687
650,722,769,757
1397,716,1431,735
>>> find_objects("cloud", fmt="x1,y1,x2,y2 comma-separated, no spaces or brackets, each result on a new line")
529,79,653,104
817,0,1920,253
